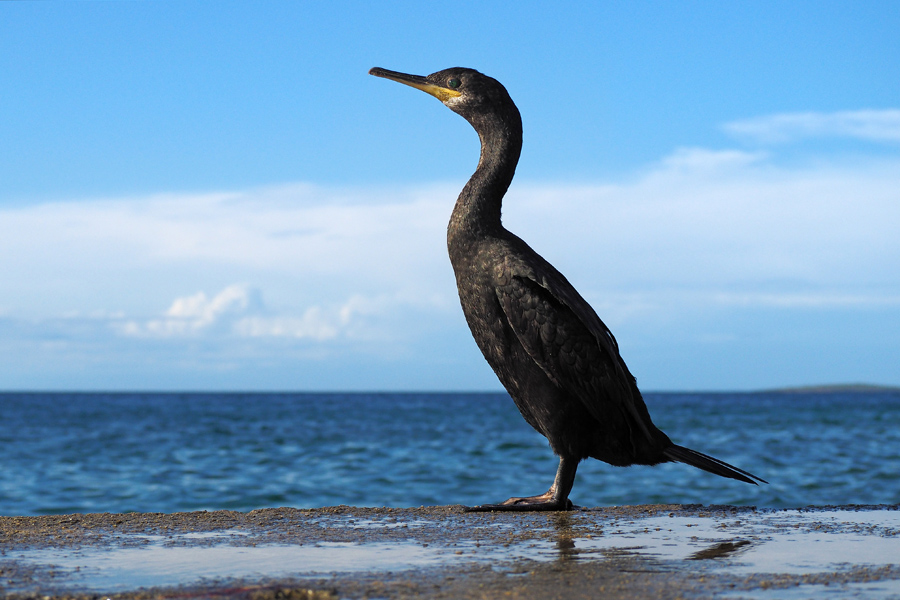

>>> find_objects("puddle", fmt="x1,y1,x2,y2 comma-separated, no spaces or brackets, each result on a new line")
3,540,447,593
338,518,430,530
534,513,900,575
724,579,900,599
178,530,251,540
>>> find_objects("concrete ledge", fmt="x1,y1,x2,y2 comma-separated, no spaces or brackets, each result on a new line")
2,504,899,599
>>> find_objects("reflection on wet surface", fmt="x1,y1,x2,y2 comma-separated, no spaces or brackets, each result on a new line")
2,506,899,597
4,542,446,592
688,539,752,560
563,511,900,575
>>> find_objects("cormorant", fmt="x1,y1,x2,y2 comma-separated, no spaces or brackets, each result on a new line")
369,66,766,511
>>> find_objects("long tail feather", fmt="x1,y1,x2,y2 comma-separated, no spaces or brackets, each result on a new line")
663,445,767,485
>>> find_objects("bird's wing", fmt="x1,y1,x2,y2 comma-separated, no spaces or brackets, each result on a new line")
495,271,654,441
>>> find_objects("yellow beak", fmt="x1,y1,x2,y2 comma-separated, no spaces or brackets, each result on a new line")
369,67,462,102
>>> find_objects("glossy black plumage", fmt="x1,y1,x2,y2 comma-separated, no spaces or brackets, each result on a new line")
370,66,765,510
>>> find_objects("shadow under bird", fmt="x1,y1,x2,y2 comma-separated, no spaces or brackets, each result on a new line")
369,66,766,511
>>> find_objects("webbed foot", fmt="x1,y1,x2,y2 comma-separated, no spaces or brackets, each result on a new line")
463,494,574,512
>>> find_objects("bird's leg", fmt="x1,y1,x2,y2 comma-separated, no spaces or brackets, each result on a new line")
464,456,577,512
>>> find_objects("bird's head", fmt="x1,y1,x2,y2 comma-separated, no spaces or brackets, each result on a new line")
369,67,517,126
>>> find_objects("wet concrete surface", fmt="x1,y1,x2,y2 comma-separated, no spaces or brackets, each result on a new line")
1,504,899,599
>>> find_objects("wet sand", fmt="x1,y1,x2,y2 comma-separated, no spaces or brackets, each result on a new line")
2,504,899,599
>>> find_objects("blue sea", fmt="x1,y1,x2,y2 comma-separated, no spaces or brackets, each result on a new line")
1,391,898,516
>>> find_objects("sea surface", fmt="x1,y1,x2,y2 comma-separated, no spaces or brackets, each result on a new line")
1,391,898,516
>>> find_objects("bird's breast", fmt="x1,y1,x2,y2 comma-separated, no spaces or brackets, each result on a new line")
449,239,531,379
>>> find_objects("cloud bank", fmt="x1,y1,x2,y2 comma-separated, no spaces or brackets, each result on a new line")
2,113,899,389
723,109,900,144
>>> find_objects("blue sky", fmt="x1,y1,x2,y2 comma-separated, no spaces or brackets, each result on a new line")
1,1,898,391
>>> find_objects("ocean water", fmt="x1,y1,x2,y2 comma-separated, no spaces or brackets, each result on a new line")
0,391,897,516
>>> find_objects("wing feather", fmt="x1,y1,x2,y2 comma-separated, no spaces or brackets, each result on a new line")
495,273,653,441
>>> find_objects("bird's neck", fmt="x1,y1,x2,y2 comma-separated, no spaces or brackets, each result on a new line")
448,111,522,241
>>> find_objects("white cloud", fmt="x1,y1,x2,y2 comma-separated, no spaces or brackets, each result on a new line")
117,285,260,338
660,147,767,171
116,284,340,341
0,182,459,319
506,149,900,302
3,149,899,331
111,284,448,343
165,284,255,322
1,133,899,390
723,109,900,144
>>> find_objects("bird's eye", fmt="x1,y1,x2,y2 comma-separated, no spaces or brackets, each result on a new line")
448,78,461,89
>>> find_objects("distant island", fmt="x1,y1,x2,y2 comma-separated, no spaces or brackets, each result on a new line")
767,383,900,393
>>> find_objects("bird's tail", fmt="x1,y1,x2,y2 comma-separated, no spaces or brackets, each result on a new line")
663,445,767,485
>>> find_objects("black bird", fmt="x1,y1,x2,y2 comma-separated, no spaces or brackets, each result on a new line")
369,66,766,511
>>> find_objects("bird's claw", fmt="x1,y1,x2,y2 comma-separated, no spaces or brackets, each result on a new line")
463,496,574,512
